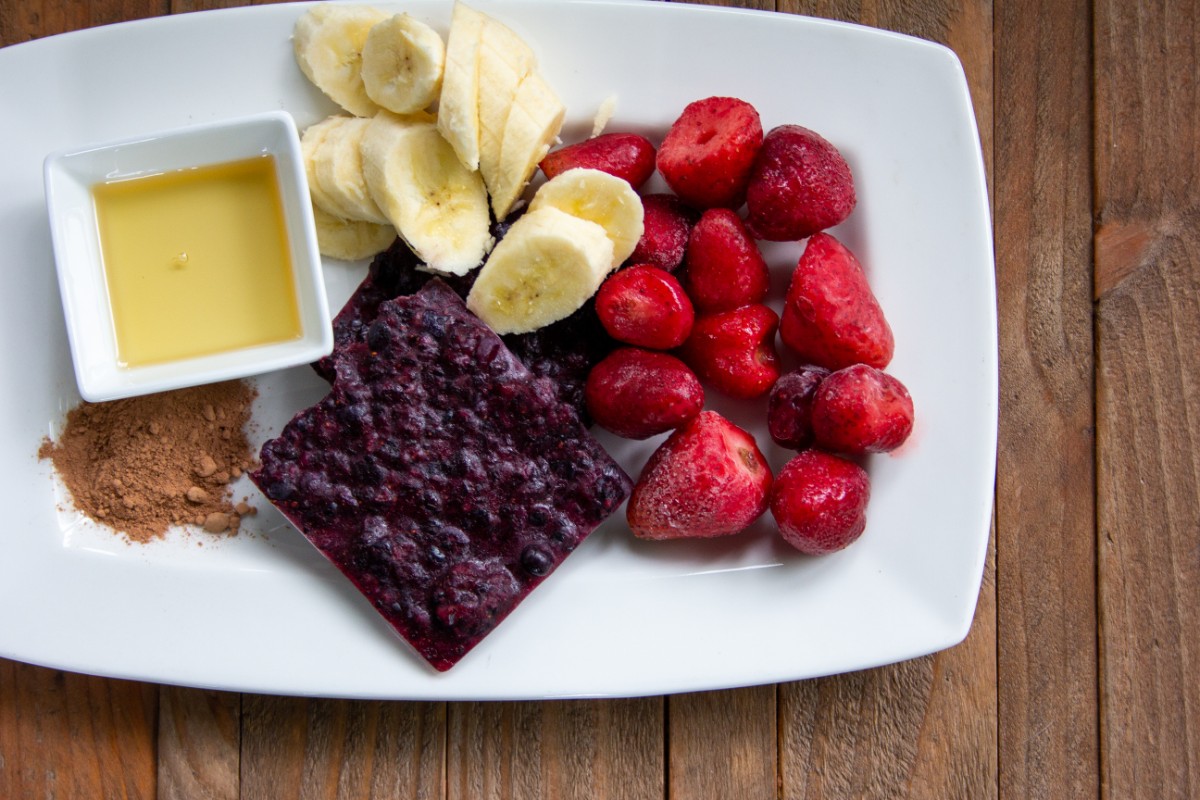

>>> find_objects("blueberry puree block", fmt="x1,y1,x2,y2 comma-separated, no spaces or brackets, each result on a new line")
314,235,615,421
253,280,632,671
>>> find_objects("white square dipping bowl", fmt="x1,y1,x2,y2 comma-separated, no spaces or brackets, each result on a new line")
44,110,331,402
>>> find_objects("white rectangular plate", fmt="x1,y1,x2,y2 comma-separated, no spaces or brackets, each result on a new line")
0,0,996,700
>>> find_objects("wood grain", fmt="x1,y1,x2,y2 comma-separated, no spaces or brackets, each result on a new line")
447,699,665,800
667,687,776,799
1093,1,1200,797
994,0,1099,797
157,688,240,800
0,661,157,800
240,695,446,800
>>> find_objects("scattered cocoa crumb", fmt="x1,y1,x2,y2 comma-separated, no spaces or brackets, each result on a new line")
38,380,259,544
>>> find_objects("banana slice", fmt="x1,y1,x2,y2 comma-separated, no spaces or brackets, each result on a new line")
528,167,644,269
360,111,492,276
313,205,397,262
437,2,487,171
361,13,445,114
476,17,537,215
466,206,614,335
491,71,565,222
302,116,355,218
314,116,388,224
293,4,389,117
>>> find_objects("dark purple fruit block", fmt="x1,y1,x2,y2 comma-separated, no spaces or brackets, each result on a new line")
314,235,614,422
253,280,632,671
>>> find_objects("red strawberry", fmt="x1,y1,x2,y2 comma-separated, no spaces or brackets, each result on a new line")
585,348,704,440
656,96,763,209
539,133,657,189
779,233,893,370
627,411,772,539
627,193,696,272
683,208,771,313
595,264,694,350
677,304,780,399
770,450,870,555
766,366,830,450
811,364,914,455
745,125,856,241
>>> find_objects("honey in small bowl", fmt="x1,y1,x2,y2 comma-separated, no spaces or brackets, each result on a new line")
94,155,302,367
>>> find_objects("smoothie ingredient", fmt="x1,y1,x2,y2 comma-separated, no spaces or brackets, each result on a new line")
627,411,772,539
584,347,704,440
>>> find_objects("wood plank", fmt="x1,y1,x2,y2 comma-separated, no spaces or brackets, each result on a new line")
0,660,158,800
158,688,240,800
1093,1,1200,797
0,0,167,46
447,699,665,800
667,687,776,799
994,0,1099,797
769,1,997,797
240,695,446,800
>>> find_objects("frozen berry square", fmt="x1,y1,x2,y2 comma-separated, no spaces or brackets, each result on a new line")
253,280,632,671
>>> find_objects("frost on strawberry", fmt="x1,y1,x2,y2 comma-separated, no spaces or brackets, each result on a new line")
627,411,772,539
627,193,696,272
770,450,870,555
678,304,781,399
811,364,914,455
767,366,830,450
540,132,657,189
684,208,771,313
585,347,704,440
745,124,856,242
779,233,894,370
595,264,694,350
656,96,763,209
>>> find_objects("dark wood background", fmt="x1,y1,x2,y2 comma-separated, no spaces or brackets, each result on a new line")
3,0,1197,797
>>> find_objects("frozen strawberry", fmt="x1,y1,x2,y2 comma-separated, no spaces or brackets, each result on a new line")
540,133,657,189
585,348,704,440
811,364,914,455
745,124,856,241
627,411,772,539
627,193,695,272
677,304,780,399
770,450,870,555
595,264,694,349
779,233,893,370
657,96,763,209
767,366,830,450
684,208,771,313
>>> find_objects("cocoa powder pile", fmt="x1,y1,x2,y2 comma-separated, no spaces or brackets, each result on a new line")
39,380,259,544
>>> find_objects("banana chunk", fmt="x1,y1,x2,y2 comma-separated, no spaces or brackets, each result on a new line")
293,4,389,117
361,13,445,114
313,205,397,262
314,116,389,224
438,2,487,171
491,70,565,222
476,17,537,214
360,111,492,277
466,206,614,335
528,168,644,269
302,116,355,219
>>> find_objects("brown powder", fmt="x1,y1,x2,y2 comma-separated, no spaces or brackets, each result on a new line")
38,380,259,544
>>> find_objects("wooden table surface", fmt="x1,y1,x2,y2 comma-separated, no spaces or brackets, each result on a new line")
3,0,1198,797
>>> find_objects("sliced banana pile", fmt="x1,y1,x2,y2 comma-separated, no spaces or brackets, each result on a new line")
294,2,563,271
294,2,642,333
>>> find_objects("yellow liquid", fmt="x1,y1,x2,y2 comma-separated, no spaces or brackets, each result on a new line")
94,156,302,367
